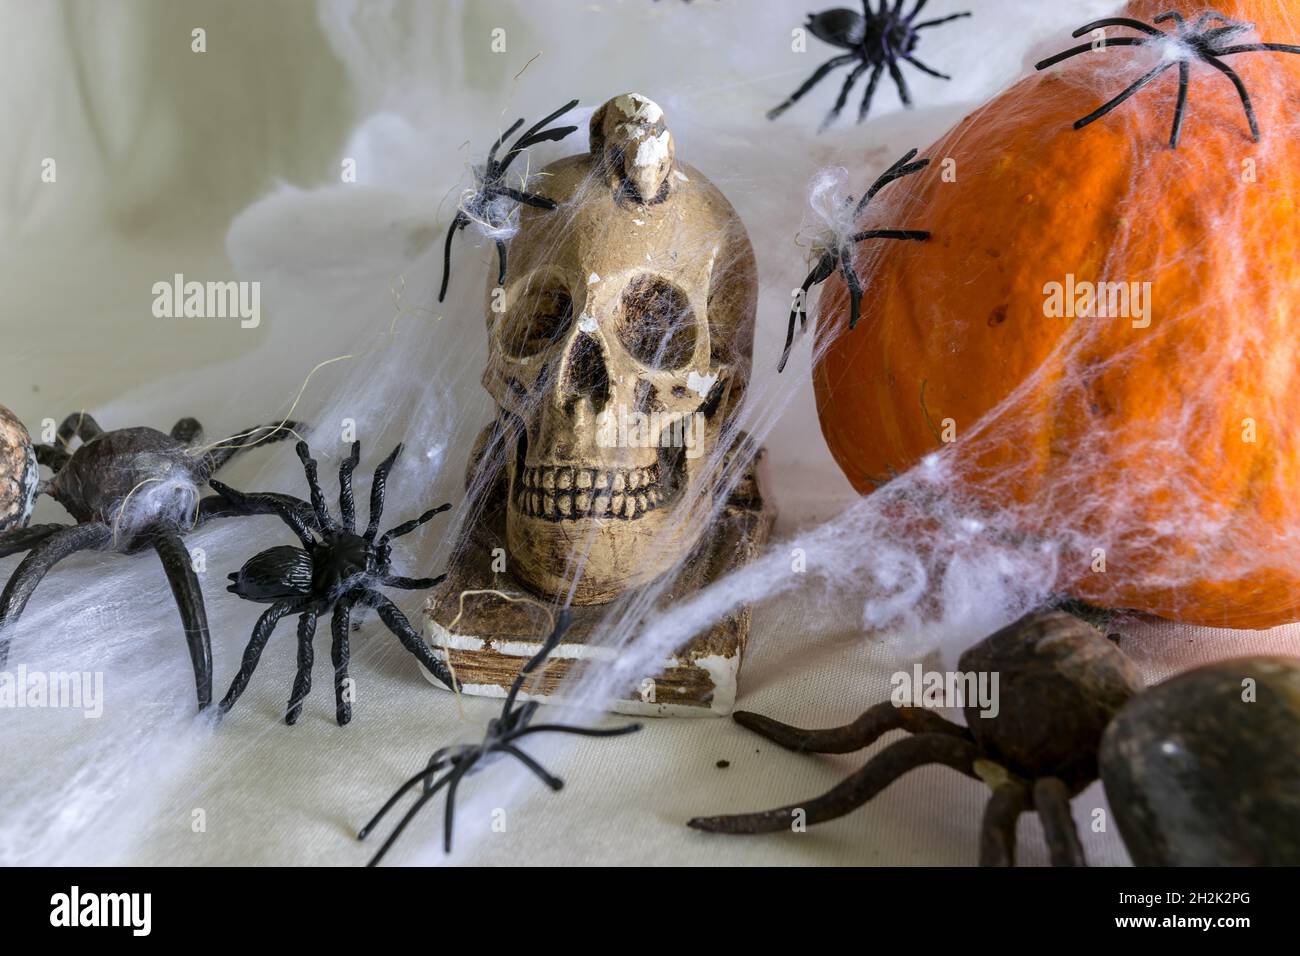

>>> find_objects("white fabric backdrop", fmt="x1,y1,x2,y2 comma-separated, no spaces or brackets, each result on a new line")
1,0,1296,866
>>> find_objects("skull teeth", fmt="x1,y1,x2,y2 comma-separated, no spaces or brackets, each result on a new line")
516,464,664,520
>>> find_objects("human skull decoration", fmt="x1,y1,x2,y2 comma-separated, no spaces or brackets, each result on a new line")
481,94,757,604
0,404,38,532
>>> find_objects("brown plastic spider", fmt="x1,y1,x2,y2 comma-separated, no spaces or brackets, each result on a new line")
689,611,1144,865
0,412,302,709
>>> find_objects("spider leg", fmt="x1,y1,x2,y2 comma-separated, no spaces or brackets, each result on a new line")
151,528,213,710
767,53,859,121
34,444,69,472
294,442,336,531
209,480,316,547
486,117,525,168
1073,61,1175,132
203,421,300,474
689,733,982,834
1032,776,1086,867
1215,43,1300,56
55,412,102,448
851,229,930,243
0,523,69,559
857,150,928,211
732,701,973,754
1203,55,1260,141
1034,36,1143,71
502,721,642,744
437,212,469,303
1068,17,1163,38
508,700,542,730
378,502,451,545
170,417,203,445
364,445,403,541
499,99,579,166
501,743,564,790
423,749,458,794
442,762,470,852
506,123,580,163
361,766,456,866
381,573,447,590
363,590,458,690
358,767,435,840
285,609,318,725
0,522,111,668
913,12,972,30
331,600,353,725
1170,58,1190,148
840,253,865,330
821,61,870,132
358,756,453,839
494,240,508,286
217,599,299,715
777,269,819,374
887,60,914,108
979,780,1031,866
855,63,885,124
195,488,316,534
338,441,360,532
497,186,558,210
906,0,929,21
904,55,950,80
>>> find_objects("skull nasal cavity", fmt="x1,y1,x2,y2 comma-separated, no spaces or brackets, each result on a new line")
564,332,610,413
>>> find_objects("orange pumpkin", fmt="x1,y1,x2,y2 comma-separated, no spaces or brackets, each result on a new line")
813,0,1300,629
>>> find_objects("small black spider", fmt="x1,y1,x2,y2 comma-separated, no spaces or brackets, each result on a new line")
213,440,455,725
0,412,301,709
357,611,642,866
438,99,580,302
779,149,930,373
1035,10,1300,149
768,1,971,131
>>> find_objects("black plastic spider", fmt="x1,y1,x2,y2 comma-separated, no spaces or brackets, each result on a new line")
1035,10,1300,149
779,149,930,373
437,99,580,302
768,1,970,131
357,611,642,866
213,440,456,725
0,412,301,709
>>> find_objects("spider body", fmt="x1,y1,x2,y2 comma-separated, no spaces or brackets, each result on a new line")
437,99,579,302
0,413,300,710
689,611,1145,866
214,440,456,726
1100,655,1300,866
779,149,930,372
358,611,641,865
45,426,206,543
1035,10,1300,148
768,1,970,131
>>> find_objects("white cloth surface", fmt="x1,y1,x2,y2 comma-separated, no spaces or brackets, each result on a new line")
1,0,1297,866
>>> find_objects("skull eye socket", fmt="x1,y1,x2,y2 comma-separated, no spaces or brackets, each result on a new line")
617,276,697,370
499,284,574,358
